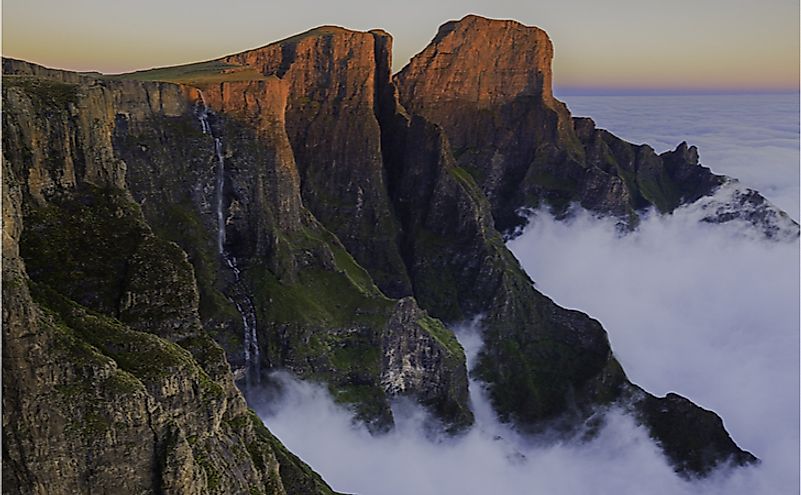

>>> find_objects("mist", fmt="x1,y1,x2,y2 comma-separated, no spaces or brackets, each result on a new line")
253,330,702,495
254,203,798,494
507,201,800,494
255,272,796,495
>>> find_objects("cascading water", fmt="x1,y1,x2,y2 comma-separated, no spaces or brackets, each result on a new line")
195,94,261,388
196,91,211,134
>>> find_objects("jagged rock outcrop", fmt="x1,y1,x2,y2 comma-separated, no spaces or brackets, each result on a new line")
388,16,760,474
2,12,775,487
380,102,624,424
381,298,471,429
394,15,584,231
634,390,758,476
396,15,798,238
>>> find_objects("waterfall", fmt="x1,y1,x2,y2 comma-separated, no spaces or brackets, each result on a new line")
195,94,261,388
197,91,211,135
214,137,225,255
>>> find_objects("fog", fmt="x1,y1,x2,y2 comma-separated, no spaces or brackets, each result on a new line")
255,260,796,495
252,94,799,494
254,327,718,495
255,204,798,494
507,202,800,494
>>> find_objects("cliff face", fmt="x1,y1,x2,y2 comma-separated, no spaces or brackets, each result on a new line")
222,27,412,299
396,15,798,238
376,23,755,475
193,35,471,430
402,16,555,104
395,15,583,231
379,100,623,424
4,50,472,437
1,74,337,494
1,13,774,489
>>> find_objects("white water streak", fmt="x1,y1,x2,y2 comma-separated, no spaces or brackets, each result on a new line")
195,94,260,384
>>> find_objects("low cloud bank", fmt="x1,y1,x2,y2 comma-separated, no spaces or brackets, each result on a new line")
507,202,799,494
253,345,689,495
255,258,795,494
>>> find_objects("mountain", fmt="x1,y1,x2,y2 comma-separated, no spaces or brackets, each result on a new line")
2,74,341,495
395,15,798,238
3,14,781,494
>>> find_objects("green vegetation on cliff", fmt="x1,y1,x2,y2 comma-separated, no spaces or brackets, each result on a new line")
32,283,223,399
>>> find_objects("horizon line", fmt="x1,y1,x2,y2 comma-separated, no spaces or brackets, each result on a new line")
554,87,800,97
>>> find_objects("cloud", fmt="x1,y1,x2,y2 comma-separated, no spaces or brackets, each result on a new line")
561,93,800,220
253,344,694,495
507,201,799,494
254,201,798,494
254,283,794,495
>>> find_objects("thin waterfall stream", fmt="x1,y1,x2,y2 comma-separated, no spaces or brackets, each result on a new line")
195,93,261,389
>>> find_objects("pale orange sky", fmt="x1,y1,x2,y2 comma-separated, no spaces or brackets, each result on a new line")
3,0,799,93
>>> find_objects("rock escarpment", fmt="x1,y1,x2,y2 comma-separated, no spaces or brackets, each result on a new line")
2,74,338,494
131,72,470,431
374,35,755,473
396,15,798,238
5,54,473,438
2,13,775,490
211,20,754,474
222,28,412,299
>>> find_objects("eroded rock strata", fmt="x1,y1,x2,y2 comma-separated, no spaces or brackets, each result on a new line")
1,14,774,492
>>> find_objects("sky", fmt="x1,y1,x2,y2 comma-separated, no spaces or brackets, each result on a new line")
254,94,799,494
2,0,799,93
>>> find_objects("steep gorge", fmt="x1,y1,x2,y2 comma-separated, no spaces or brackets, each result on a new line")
2,14,783,493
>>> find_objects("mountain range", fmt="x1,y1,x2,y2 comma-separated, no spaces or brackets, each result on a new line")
3,14,796,494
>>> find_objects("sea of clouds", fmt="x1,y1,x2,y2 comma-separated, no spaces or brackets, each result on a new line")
253,94,799,494
506,205,799,494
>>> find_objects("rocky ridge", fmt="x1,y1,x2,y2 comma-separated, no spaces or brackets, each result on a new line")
1,14,776,492
396,15,799,238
